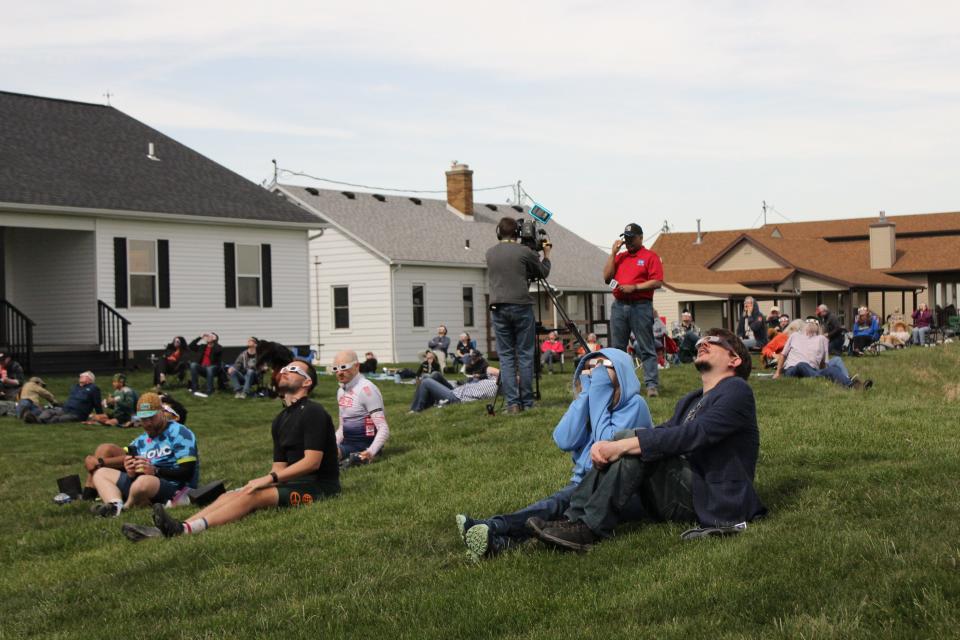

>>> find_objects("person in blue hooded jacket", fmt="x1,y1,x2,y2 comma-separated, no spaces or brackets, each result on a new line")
454,348,653,561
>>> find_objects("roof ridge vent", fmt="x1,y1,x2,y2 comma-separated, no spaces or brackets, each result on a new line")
305,187,319,196
511,205,523,212
146,142,160,162
372,194,386,202
409,197,422,205
341,191,356,200
485,204,498,211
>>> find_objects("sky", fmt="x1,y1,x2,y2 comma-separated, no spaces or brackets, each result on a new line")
3,1,960,247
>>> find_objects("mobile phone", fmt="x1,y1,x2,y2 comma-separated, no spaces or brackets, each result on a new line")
609,279,619,290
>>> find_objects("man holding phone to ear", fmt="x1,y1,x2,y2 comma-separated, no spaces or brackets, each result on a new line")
603,223,664,398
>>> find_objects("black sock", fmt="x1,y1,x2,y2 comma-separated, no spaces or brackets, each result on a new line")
82,487,98,501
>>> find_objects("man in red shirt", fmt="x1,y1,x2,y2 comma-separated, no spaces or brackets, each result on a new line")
602,223,664,397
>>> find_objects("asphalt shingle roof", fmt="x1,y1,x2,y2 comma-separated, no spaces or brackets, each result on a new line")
279,184,610,291
0,91,317,224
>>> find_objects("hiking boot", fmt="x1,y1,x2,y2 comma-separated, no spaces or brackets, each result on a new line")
464,524,491,562
525,517,582,537
862,379,874,390
22,412,39,424
455,514,479,543
93,502,121,518
536,521,598,552
122,523,163,543
152,504,183,538
646,387,659,398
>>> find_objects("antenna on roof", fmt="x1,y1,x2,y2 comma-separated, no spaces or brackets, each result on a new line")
762,200,768,226
272,159,278,184
103,91,113,106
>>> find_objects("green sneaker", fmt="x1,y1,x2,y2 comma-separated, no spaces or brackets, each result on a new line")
464,524,491,562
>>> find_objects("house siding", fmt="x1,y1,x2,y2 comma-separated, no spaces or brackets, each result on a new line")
4,226,98,345
656,287,725,328
94,219,310,351
391,265,488,362
308,227,393,364
712,242,786,271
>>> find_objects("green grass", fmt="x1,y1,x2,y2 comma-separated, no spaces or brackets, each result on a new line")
2,347,959,639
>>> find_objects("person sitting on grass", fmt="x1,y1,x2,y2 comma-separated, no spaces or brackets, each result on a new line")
228,337,259,398
761,319,802,368
15,376,57,421
415,350,442,380
122,360,339,542
0,352,25,400
540,331,564,374
455,347,652,560
526,329,767,552
27,371,103,424
88,392,199,518
87,373,138,426
78,395,188,502
358,352,379,374
574,333,604,365
773,318,873,390
334,350,390,465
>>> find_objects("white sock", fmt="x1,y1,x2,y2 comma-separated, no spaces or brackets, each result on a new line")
111,500,124,514
183,518,208,535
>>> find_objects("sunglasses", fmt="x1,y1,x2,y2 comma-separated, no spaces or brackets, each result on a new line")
280,364,312,379
804,318,820,324
329,362,357,373
695,335,739,355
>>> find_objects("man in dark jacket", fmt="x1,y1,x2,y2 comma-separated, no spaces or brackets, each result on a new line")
527,328,766,551
30,371,104,424
188,332,223,396
816,304,845,355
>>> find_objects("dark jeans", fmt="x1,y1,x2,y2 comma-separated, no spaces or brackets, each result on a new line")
491,303,536,408
828,334,845,355
541,350,560,372
850,335,874,353
410,377,461,412
610,300,658,390
783,356,853,387
486,482,578,543
229,369,258,394
154,359,186,385
16,399,43,419
565,435,695,537
190,363,219,394
36,407,83,424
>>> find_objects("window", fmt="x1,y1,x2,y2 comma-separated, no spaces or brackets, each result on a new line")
333,286,350,329
412,284,425,328
462,286,475,327
236,244,261,307
128,240,157,307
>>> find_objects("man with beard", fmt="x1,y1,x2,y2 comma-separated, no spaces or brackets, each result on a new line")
527,328,767,551
122,360,339,541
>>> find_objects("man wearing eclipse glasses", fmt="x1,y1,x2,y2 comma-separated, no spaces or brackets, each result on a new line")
122,359,339,542
528,328,767,551
332,350,390,464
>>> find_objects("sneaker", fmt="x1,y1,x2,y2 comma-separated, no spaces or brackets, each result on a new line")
151,504,183,538
193,391,208,398
166,486,191,508
234,392,245,399
121,523,163,543
535,520,597,552
646,387,659,398
862,379,874,390
455,514,479,543
93,502,122,518
53,492,73,505
464,524,491,562
22,412,39,424
680,522,746,540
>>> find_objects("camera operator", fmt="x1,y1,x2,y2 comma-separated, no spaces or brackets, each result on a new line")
486,217,552,413
603,223,664,398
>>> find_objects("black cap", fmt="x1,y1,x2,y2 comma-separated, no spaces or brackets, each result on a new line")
620,223,643,238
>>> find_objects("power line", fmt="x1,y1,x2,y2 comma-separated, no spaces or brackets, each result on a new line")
278,168,515,195
769,204,794,223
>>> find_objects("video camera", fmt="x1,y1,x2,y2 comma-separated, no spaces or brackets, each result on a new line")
514,202,554,252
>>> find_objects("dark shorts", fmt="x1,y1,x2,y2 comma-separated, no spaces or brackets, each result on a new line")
276,479,340,508
115,473,184,504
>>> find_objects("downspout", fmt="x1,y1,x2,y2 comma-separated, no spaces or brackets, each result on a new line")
390,262,401,363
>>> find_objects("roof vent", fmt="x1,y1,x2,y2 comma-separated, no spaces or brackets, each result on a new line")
305,187,319,196
485,204,498,211
771,227,782,239
341,191,356,200
465,239,471,250
372,194,386,202
409,197,422,205
511,205,523,213
146,142,160,162
694,219,702,245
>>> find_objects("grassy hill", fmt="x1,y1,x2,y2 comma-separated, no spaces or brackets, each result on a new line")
1,346,958,639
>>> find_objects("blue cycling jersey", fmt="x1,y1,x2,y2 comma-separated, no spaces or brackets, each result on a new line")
129,421,200,487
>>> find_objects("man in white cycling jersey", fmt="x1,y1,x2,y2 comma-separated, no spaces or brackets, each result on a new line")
333,350,390,463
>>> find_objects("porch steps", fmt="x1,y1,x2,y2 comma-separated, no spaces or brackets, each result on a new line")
28,350,126,375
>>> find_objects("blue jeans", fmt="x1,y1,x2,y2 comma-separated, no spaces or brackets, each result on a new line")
491,304,536,408
541,350,560,372
229,369,257,394
912,327,930,345
190,363,219,394
486,483,578,542
16,399,42,419
410,377,461,412
611,300,658,390
784,356,853,387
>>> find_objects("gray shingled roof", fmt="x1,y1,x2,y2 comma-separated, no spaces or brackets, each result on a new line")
0,91,317,224
279,184,609,291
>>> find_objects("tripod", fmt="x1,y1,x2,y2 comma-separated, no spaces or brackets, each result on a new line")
486,277,590,416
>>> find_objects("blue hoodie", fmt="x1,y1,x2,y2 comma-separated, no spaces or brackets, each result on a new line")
552,348,653,483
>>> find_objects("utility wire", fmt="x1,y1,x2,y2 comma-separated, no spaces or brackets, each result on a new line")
278,168,515,195
769,205,794,223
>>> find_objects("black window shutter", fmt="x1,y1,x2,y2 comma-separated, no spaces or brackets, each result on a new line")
224,242,236,308
113,237,128,308
261,243,272,308
157,240,170,308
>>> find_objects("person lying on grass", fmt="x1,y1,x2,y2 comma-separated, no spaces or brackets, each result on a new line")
122,360,339,542
88,392,199,518
527,329,767,552
455,347,653,561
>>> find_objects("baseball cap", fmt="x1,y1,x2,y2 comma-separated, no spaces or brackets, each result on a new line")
620,223,643,238
135,392,163,419
113,373,127,383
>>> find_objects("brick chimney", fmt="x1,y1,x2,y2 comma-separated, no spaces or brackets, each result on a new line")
869,210,896,269
445,162,473,216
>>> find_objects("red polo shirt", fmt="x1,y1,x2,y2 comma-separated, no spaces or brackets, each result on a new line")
612,246,664,302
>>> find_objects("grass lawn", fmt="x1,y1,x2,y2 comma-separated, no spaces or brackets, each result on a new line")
1,346,959,639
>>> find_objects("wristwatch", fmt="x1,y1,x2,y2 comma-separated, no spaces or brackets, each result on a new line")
96,457,105,469
270,471,279,484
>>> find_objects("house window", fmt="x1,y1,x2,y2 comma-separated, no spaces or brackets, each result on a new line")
128,239,157,307
236,244,261,306
412,284,425,328
332,286,350,329
463,286,475,327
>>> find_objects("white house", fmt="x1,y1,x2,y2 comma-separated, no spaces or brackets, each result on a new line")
0,91,317,372
273,163,612,364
